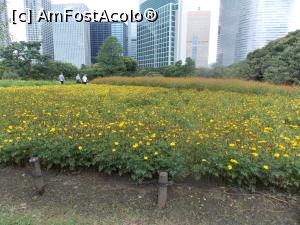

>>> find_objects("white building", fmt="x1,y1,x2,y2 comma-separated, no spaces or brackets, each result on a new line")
186,10,211,68
217,0,299,66
52,3,91,68
0,0,10,47
24,0,54,58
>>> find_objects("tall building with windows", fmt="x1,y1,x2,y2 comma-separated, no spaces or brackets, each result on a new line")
111,23,128,57
0,0,10,47
186,10,211,68
52,3,91,68
137,0,179,68
217,0,297,66
128,22,137,60
24,0,54,59
90,22,128,64
90,22,111,64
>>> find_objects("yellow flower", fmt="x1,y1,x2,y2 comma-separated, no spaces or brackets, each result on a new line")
132,143,139,149
170,142,176,147
78,146,83,151
114,142,119,146
229,143,236,147
202,159,208,163
283,154,289,158
144,156,149,161
228,165,233,170
251,152,259,157
274,153,280,158
154,151,159,156
230,159,238,164
262,165,269,171
112,148,116,153
50,128,56,133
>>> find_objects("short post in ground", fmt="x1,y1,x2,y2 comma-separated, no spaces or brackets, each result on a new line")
158,172,168,209
29,157,45,195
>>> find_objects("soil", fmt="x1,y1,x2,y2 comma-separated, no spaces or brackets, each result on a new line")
0,166,299,225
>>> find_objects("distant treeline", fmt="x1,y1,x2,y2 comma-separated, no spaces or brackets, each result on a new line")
197,30,300,85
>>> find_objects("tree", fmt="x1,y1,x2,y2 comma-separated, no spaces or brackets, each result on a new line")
97,37,126,75
123,57,138,73
0,41,47,78
183,57,196,75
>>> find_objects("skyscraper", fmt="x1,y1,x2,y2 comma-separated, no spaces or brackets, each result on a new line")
90,22,128,64
24,0,54,59
90,22,111,64
0,0,10,47
137,0,179,68
128,22,137,60
217,0,297,66
186,10,211,68
111,23,128,57
52,3,91,68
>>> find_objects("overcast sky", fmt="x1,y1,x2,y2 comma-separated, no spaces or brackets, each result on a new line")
7,0,220,63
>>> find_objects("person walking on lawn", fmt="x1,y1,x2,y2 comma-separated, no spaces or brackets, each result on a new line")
58,73,65,85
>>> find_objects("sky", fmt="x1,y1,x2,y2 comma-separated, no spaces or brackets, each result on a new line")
6,0,220,64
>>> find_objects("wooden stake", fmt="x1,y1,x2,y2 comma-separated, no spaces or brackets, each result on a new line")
158,172,168,209
29,157,45,195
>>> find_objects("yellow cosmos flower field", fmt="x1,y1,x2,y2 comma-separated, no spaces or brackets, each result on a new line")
0,84,299,191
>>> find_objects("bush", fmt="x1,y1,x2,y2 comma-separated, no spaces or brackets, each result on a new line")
1,70,20,80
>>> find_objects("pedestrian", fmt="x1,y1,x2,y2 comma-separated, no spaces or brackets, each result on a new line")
58,72,65,85
82,74,88,85
76,74,82,84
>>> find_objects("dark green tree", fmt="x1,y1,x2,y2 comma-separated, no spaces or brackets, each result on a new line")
97,37,126,75
0,41,47,78
183,57,196,75
123,57,138,73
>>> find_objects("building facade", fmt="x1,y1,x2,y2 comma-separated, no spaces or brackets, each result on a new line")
137,0,179,68
217,0,297,66
0,0,10,47
24,0,54,59
186,10,211,68
90,22,128,64
111,23,128,57
52,3,91,68
90,22,111,64
128,22,137,60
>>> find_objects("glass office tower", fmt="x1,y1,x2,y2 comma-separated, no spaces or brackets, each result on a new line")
111,23,128,56
52,3,91,68
24,0,54,59
90,22,128,64
217,0,296,66
90,22,111,64
137,0,179,68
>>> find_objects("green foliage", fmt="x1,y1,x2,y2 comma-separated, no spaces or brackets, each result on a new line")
161,58,196,77
44,61,78,79
203,30,300,85
80,63,105,80
97,37,126,75
123,57,138,74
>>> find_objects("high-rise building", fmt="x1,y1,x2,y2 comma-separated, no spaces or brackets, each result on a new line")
111,23,128,57
217,0,297,66
90,22,111,64
128,22,137,60
137,0,179,68
90,22,128,64
24,0,54,59
186,10,211,68
52,3,91,68
0,0,10,47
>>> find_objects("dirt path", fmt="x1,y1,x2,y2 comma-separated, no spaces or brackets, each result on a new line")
0,166,299,225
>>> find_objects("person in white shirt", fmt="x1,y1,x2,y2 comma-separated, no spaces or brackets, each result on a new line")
82,75,88,84
58,73,65,84
76,74,82,84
